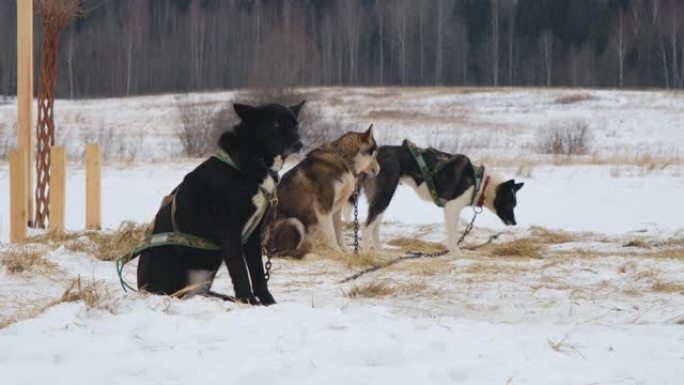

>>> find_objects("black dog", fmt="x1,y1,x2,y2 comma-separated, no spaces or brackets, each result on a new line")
136,101,304,305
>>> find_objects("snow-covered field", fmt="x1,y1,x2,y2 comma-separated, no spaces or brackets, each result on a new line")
1,87,683,162
1,88,683,384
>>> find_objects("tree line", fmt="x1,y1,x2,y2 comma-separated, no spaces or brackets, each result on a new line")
0,0,683,98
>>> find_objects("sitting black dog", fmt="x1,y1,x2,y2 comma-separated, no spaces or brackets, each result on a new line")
136,101,305,305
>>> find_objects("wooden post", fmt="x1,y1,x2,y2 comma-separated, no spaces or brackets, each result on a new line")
85,144,101,230
48,146,66,233
9,149,27,243
17,0,34,227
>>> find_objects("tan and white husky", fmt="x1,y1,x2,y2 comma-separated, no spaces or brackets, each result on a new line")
271,125,380,257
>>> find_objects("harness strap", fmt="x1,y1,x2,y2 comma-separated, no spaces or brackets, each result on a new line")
476,175,491,208
213,149,242,171
117,149,272,292
403,140,446,207
470,164,486,206
117,230,222,292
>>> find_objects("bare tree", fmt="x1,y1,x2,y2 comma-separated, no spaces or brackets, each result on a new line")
541,30,553,87
376,0,385,85
507,0,515,85
491,0,500,86
389,0,410,85
34,0,80,228
435,0,444,85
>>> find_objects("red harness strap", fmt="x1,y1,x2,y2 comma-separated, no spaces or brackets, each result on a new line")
476,176,491,208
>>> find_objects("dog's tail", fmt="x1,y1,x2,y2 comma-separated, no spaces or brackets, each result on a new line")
270,218,310,259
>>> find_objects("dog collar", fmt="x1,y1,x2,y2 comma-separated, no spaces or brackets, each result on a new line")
470,165,487,207
475,176,490,208
213,149,241,171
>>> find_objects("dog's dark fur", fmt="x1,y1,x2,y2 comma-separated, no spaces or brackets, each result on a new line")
357,141,523,251
136,102,304,305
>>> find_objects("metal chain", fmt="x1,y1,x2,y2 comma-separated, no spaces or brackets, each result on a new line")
263,193,278,282
406,206,482,258
456,206,483,246
353,190,360,254
331,142,361,254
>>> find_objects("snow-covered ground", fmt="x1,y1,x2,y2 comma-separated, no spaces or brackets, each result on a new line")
1,87,683,161
1,88,683,384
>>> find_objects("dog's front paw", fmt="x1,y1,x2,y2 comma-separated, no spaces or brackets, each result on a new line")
237,294,260,305
256,290,277,306
447,245,463,257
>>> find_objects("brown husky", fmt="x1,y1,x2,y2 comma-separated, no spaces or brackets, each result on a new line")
271,125,379,257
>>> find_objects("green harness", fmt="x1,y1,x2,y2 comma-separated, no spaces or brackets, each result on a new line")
116,149,273,292
403,140,485,208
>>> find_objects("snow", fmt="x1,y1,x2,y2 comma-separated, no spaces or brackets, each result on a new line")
1,88,683,384
1,87,684,161
3,300,683,385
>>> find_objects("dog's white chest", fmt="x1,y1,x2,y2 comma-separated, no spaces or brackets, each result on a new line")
242,174,276,239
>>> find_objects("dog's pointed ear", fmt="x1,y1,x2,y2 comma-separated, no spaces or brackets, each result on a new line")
361,124,374,143
514,182,524,192
289,100,306,118
234,103,257,122
502,179,515,188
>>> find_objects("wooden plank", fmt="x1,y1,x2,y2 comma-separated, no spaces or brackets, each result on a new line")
17,0,33,227
85,143,101,230
9,148,27,243
48,146,66,233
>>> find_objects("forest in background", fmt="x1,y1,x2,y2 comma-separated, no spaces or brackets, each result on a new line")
1,0,683,98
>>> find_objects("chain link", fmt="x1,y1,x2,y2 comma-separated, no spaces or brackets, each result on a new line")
456,206,482,246
353,190,360,254
406,206,481,258
263,193,278,282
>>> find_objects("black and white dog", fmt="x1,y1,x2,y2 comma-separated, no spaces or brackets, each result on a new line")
136,101,305,305
357,140,523,252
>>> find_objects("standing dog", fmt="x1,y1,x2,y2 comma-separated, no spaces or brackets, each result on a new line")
271,125,379,257
358,140,523,252
136,101,304,305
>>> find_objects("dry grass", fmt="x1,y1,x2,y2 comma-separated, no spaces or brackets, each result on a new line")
664,237,684,247
547,154,681,168
515,161,536,178
618,260,638,274
0,316,19,329
334,250,387,269
0,277,116,330
29,222,149,261
345,281,396,298
529,226,577,244
622,239,649,248
309,236,388,269
460,261,533,276
55,277,116,312
640,247,684,260
554,93,596,104
399,257,452,276
387,237,446,254
651,281,684,294
482,238,544,259
1,247,56,275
